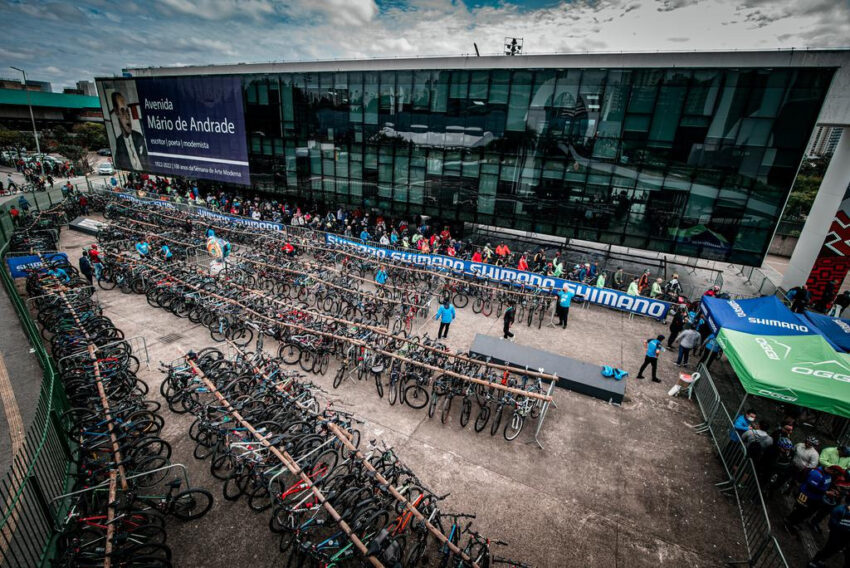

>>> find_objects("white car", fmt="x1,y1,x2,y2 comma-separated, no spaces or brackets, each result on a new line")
97,162,115,175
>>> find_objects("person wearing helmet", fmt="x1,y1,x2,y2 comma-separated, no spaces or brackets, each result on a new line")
793,437,821,476
763,436,796,498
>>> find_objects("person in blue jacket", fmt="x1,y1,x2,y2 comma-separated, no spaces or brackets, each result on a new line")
637,334,665,382
375,265,388,286
360,228,370,242
730,409,757,442
434,297,456,339
160,243,173,261
808,494,850,567
786,466,832,533
47,267,70,283
556,283,575,329
135,239,150,258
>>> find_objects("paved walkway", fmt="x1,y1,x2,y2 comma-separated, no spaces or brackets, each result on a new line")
0,284,44,475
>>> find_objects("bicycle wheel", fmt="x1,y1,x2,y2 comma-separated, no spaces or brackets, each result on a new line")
490,405,504,436
279,343,301,365
170,488,214,520
472,297,483,314
452,293,468,309
427,389,439,418
440,394,453,424
333,365,346,389
459,397,472,427
299,349,316,372
375,373,384,398
387,378,398,405
404,385,429,409
319,353,329,375
474,404,490,432
482,299,493,317
504,412,525,441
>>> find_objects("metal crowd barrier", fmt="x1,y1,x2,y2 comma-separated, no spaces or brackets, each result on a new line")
691,363,788,568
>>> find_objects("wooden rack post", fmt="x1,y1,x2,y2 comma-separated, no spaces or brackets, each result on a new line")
186,360,383,568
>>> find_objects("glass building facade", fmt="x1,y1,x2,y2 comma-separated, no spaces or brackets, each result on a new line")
241,67,832,264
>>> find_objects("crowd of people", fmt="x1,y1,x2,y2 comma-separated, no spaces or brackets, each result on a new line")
729,408,850,567
115,174,705,302
1,156,82,195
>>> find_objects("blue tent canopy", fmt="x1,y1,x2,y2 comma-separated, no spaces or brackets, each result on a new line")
804,311,850,353
700,296,821,337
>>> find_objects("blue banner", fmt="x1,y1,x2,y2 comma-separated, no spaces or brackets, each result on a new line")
99,76,250,185
325,234,671,320
7,253,69,278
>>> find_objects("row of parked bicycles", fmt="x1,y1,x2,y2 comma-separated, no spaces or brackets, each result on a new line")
94,228,552,445
16,210,212,568
162,346,528,567
104,199,557,330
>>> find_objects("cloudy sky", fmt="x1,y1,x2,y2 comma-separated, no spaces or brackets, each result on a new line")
2,0,849,90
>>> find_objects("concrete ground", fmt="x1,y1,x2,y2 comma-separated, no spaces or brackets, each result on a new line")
46,226,753,568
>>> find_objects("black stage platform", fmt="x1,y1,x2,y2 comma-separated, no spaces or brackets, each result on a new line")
468,334,625,404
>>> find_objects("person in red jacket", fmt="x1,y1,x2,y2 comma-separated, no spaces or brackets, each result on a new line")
471,250,483,263
517,253,529,271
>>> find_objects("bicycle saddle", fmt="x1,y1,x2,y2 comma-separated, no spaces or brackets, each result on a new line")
371,365,385,374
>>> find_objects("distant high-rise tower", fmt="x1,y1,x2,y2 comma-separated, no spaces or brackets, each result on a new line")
76,80,97,96
806,125,843,157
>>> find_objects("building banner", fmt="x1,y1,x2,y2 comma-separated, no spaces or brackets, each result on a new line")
325,234,671,320
108,191,671,318
99,76,250,186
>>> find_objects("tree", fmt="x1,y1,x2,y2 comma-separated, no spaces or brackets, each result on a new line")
0,126,35,157
57,143,89,173
783,175,820,220
72,123,107,150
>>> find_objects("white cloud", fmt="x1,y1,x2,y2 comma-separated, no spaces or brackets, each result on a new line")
3,0,849,91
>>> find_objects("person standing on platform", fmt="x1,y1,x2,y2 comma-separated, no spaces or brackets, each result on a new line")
556,284,575,329
434,298,456,339
503,300,516,340
637,334,665,382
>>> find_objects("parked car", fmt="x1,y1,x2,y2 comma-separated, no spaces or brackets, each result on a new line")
97,161,115,175
97,148,112,156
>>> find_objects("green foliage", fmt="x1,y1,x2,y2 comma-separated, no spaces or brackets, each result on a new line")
0,126,35,156
72,123,107,150
783,174,820,220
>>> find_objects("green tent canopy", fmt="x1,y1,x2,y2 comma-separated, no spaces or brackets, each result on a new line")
717,328,850,418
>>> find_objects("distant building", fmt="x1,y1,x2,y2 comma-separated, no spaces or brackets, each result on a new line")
0,78,52,92
807,125,843,157
0,88,102,129
76,80,97,97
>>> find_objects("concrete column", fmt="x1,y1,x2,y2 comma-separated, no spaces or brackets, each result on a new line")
782,127,850,290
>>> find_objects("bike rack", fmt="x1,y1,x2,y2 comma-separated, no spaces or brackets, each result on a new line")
57,335,151,372
185,359,385,568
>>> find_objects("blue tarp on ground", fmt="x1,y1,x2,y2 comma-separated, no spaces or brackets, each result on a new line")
700,295,821,337
804,311,850,353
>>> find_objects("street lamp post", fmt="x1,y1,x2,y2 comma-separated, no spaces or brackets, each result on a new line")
10,66,44,177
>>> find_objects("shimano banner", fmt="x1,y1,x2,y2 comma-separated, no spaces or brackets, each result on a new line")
325,234,671,319
98,76,250,185
7,253,69,278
